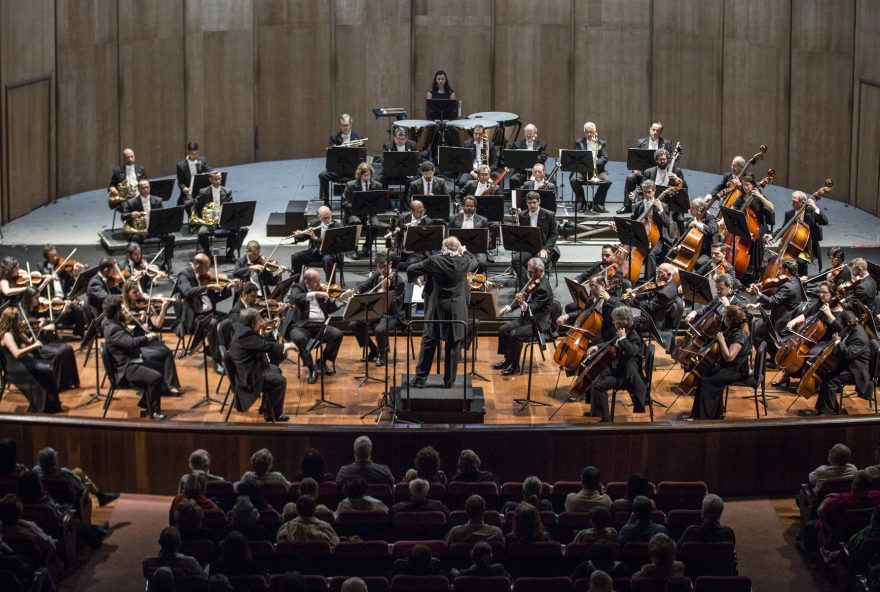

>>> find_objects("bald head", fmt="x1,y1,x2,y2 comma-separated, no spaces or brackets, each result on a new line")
442,236,462,254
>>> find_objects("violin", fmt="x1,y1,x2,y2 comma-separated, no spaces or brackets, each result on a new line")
467,272,503,292
499,275,541,315
132,296,180,312
748,273,790,297
107,268,129,289
254,256,291,275
835,275,864,298
15,271,42,287
198,272,237,288
319,282,346,298
624,280,668,300
33,297,74,314
57,258,86,273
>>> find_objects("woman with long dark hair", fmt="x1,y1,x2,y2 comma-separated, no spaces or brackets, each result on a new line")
0,307,62,413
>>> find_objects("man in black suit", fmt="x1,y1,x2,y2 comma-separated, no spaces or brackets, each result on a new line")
230,308,295,422
514,191,558,283
458,125,499,187
86,257,121,317
349,252,405,367
376,126,418,188
612,180,670,282
407,237,479,388
783,190,828,276
508,123,548,191
747,258,803,356
694,243,734,280
285,268,351,384
343,162,384,260
175,141,210,207
814,310,872,415
459,165,502,201
570,122,611,213
394,199,434,271
625,263,680,333
494,258,553,375
108,147,148,204
102,295,165,420
710,155,747,196
318,113,364,204
585,306,647,421
289,205,342,280
847,258,878,313
522,162,556,192
188,170,245,261
638,147,687,235
559,275,623,343
449,196,491,274
122,179,176,272
620,122,673,213
407,161,449,211
232,240,283,294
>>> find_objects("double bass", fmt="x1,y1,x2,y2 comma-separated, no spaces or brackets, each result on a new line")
667,194,719,272
722,145,768,208
724,169,776,278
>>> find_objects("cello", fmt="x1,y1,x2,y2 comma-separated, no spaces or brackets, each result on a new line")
667,194,720,272
568,339,618,401
724,169,776,277
796,321,856,400
774,296,842,376
677,335,725,397
672,297,728,369
554,278,622,373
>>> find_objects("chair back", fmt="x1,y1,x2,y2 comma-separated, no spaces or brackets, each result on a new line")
654,481,708,513
389,575,449,592
753,341,767,387
679,541,737,578
512,576,573,592
100,343,119,388
217,318,235,351
454,576,511,592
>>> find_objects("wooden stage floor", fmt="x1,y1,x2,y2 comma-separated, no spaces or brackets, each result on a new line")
0,336,874,426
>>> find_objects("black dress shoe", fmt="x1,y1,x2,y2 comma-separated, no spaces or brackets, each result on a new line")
616,206,632,215
771,377,790,388
97,492,120,507
275,414,290,422
593,205,608,213
501,366,520,376
151,412,167,420
366,350,378,362
307,369,319,384
375,356,386,367
322,364,335,375
409,376,426,388
491,360,512,370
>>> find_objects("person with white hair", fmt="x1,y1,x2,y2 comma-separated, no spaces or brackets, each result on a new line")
336,435,395,485
494,257,553,375
783,189,828,276
570,121,612,213
508,123,548,191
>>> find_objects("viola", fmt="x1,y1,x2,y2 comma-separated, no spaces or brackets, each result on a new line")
749,273,791,297
467,272,502,292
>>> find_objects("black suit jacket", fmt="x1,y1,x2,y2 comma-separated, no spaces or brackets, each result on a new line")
175,267,232,332
175,156,210,194
406,252,479,341
572,138,609,174
102,318,150,382
641,166,687,190
756,276,803,332
518,208,558,251
449,212,489,229
87,273,120,313
192,186,233,220
286,282,342,328
462,138,498,170
121,195,164,224
460,179,502,198
342,179,384,212
408,176,449,199
329,131,363,146
229,324,285,411
837,323,872,397
522,179,556,191
610,329,644,377
636,136,673,152
354,271,406,323
712,172,735,197
40,261,75,297
632,200,671,244
635,280,679,331
521,274,554,334
510,139,548,164
108,164,148,189
293,220,343,252
380,140,418,155
231,256,280,288
395,213,434,252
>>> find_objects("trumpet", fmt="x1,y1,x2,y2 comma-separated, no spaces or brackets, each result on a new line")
340,137,367,147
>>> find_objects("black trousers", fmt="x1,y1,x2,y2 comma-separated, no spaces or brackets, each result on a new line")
290,249,339,280
318,171,353,202
691,367,745,419
128,233,175,270
287,322,343,369
124,363,163,413
259,367,287,418
589,361,647,420
622,173,641,210
415,333,463,385
643,241,667,282
197,226,246,258
351,316,399,353
570,172,611,207
193,313,225,364
345,211,380,255
816,368,854,414
497,317,534,367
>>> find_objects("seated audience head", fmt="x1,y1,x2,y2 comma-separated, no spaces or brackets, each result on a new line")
852,470,872,495
407,543,433,567
230,496,259,527
250,448,276,477
341,577,368,592
298,477,321,499
344,475,369,500
458,449,482,475
207,575,234,592
17,470,46,504
590,506,614,530
626,473,651,500
183,470,208,498
158,526,181,554
633,496,653,521
409,478,430,501
353,436,373,462
0,439,17,472
174,498,204,530
522,476,543,504
37,447,59,471
648,532,676,567
581,466,601,491
0,493,22,526
589,570,613,592
277,571,306,592
701,494,724,522
470,540,494,566
465,494,487,523
189,449,212,473
828,443,852,466
414,446,442,480
236,480,268,510
300,448,328,481
220,530,250,562
512,502,545,541
296,495,317,519
148,566,176,592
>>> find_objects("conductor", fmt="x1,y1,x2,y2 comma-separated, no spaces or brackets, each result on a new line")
407,236,479,389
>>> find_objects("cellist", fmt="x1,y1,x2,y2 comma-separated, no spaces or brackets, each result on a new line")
746,258,802,357
811,310,871,416
557,276,621,343
784,191,827,276
685,196,722,260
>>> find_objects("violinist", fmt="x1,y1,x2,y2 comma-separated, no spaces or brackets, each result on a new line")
0,257,33,305
812,310,871,416
616,180,669,281
121,179,176,273
349,252,404,368
394,199,434,271
694,244,734,281
285,268,352,385
86,258,122,316
747,258,802,356
514,192,558,284
584,306,646,422
684,273,745,325
686,305,752,421
623,263,679,333
229,282,260,326
176,253,235,375
494,257,553,376
289,205,343,281
0,307,62,413
826,247,851,289
844,258,877,312
558,275,621,343
41,245,80,297
124,243,153,290
784,191,827,276
121,279,180,396
733,174,774,282
232,241,282,292
450,196,491,274
572,245,618,288
101,295,166,420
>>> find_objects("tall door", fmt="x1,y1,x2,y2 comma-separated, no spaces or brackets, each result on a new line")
4,78,52,223
854,81,880,217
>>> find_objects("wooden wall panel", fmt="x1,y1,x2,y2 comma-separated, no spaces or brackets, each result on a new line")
256,0,332,161
574,0,652,162
185,0,255,168
5,80,51,220
720,0,791,186
495,0,571,156
854,83,880,215
55,0,119,196
412,0,494,121
789,0,854,201
652,0,723,175
332,0,412,153
851,0,880,215
118,0,185,178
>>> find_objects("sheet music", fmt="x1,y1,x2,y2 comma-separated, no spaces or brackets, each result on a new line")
410,283,424,303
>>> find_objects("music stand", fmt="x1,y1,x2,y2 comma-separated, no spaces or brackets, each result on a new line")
147,205,185,238
75,311,108,410
426,98,461,121
500,225,542,291
326,147,363,178
449,228,489,255
439,146,473,178
150,178,175,201
475,196,506,224
351,190,389,267
403,225,444,255
627,148,657,171
191,172,228,197
382,151,418,179
678,269,716,308
613,217,650,283
719,206,752,277
655,184,690,214
417,195,452,221
564,277,591,310
68,267,100,301
560,149,595,243
320,225,360,277
503,149,540,178
344,292,389,388
513,189,556,213
466,291,497,382
269,276,296,301
219,200,256,230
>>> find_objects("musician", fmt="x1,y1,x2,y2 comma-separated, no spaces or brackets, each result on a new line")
175,141,210,207
458,125,499,187
734,175,774,283
683,196,722,259
408,161,450,210
176,253,235,375
508,124,548,191
121,179,176,273
427,70,456,101
0,257,33,309
522,163,556,192
233,240,282,293
620,122,673,214
514,192,558,283
407,237,479,388
318,113,363,204
585,306,647,422
121,279,180,397
342,162,384,260
493,257,553,376
349,252,405,367
845,258,878,312
459,165,502,199
747,258,802,356
624,263,680,333
570,122,611,214
639,148,687,235
450,196,491,274
394,200,434,271
694,244,734,280
40,245,80,298
684,273,746,325
108,147,148,203
784,190,827,276
557,275,622,343
230,308,295,422
710,156,746,196
102,295,166,420
123,242,153,291
573,245,616,285
826,247,851,288
688,305,752,421
613,180,669,281
813,310,871,415
0,307,62,413
229,282,260,325
290,206,343,280
190,170,246,262
86,258,122,316
377,126,419,187
285,268,351,385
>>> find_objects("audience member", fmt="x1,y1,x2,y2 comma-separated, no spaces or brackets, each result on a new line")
457,540,510,577
289,477,332,514
179,449,225,492
565,466,612,513
209,530,265,576
0,438,26,479
277,495,339,546
821,504,880,566
142,526,207,581
236,479,278,513
294,448,336,482
19,469,106,549
0,533,54,592
801,470,880,551
618,473,656,510
387,542,453,580
207,574,234,592
226,496,273,541
450,449,498,484
275,571,307,592
573,507,618,544
809,443,858,489
618,495,668,545
391,478,450,515
147,566,176,592
341,577,368,592
444,494,503,544
632,533,686,583
404,446,447,485
588,570,613,592
170,470,221,524
174,498,219,543
0,492,56,564
501,475,553,514
504,502,553,548
676,494,736,552
240,448,291,489
336,436,395,486
336,475,389,516
33,446,118,507
570,539,631,581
